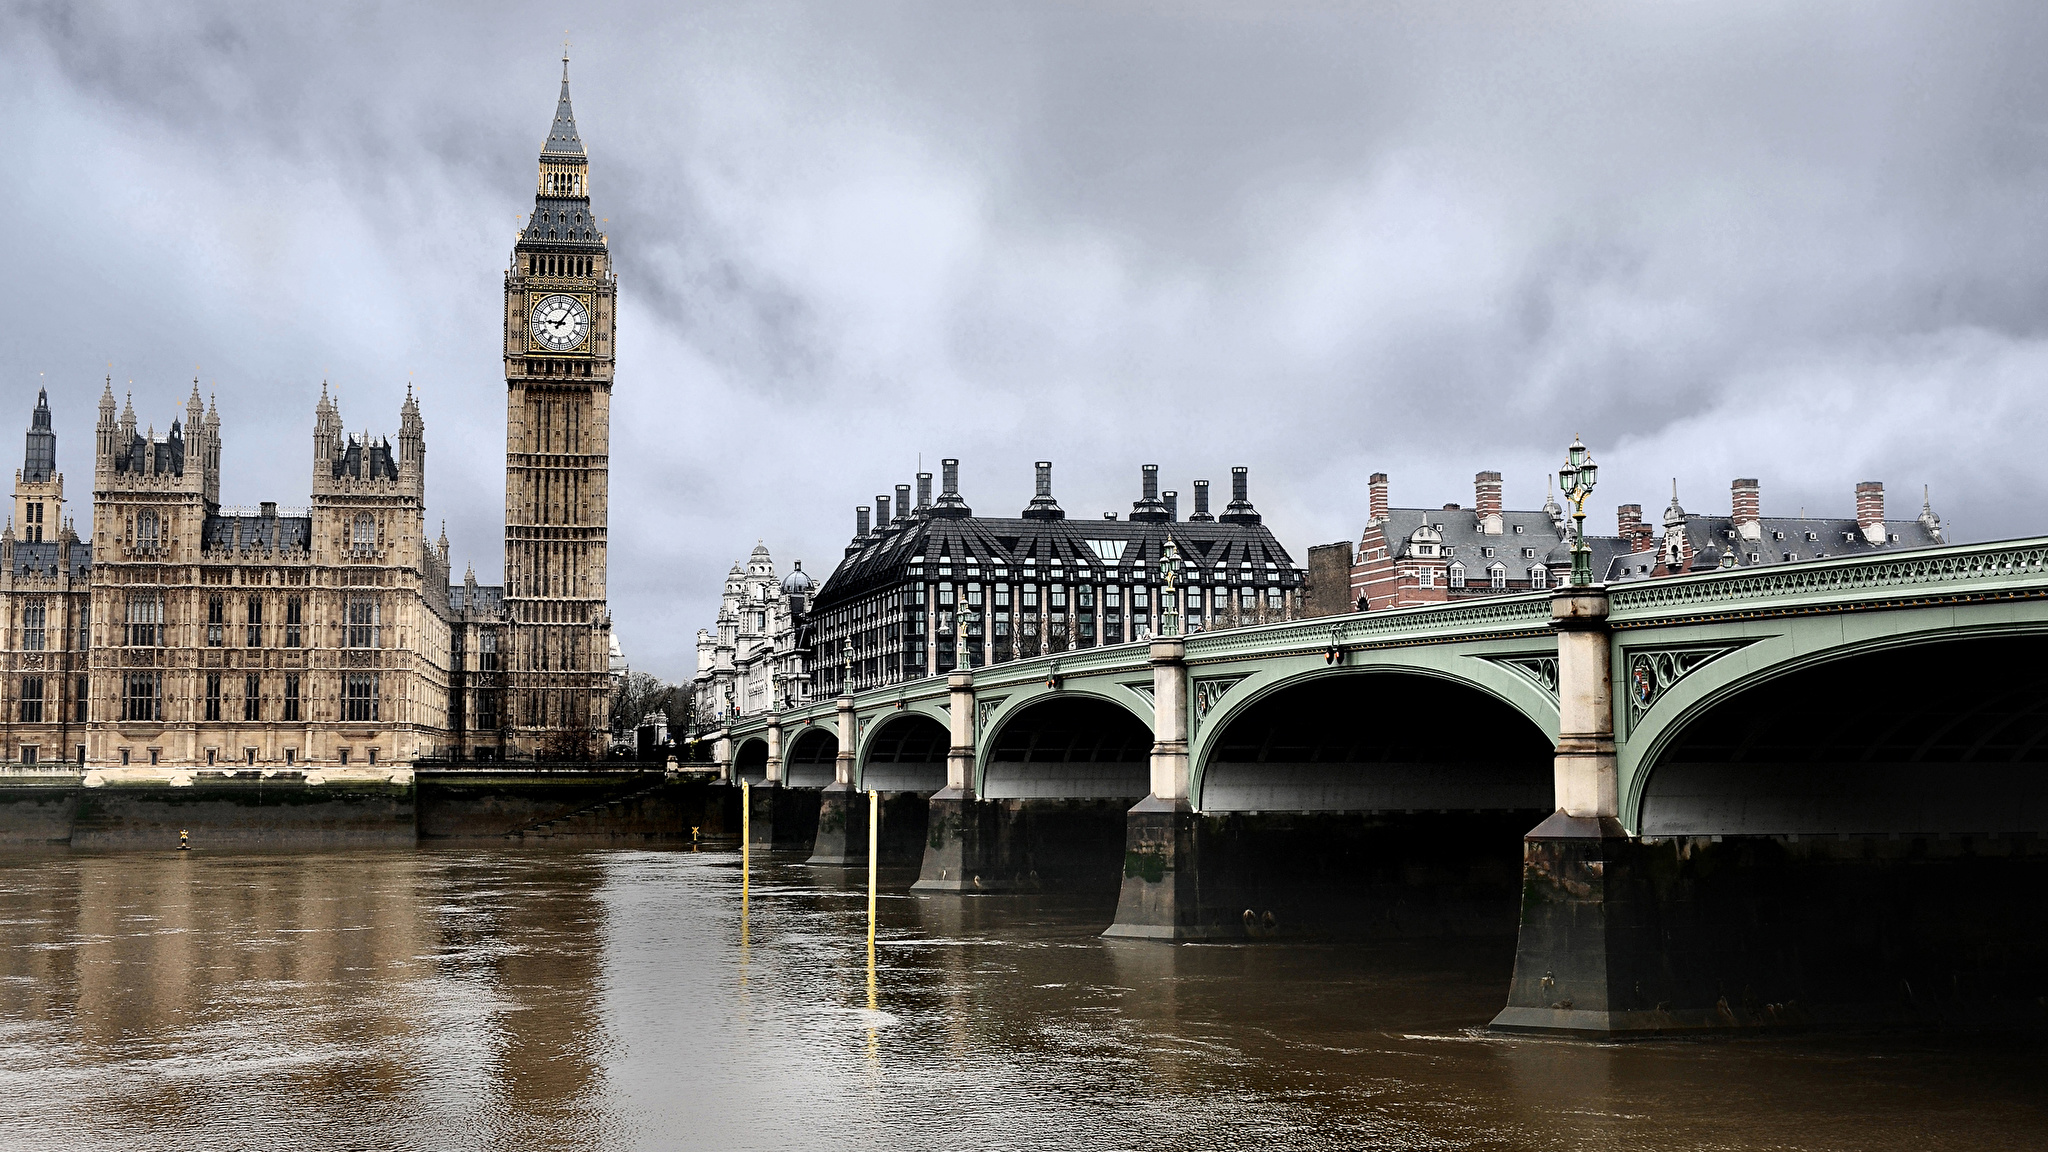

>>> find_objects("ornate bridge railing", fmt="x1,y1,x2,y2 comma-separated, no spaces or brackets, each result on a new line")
1606,536,2048,627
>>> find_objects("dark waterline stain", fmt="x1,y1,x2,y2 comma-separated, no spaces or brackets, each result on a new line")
0,847,2043,1151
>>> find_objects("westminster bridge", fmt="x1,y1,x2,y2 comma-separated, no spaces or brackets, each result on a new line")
712,535,2048,1035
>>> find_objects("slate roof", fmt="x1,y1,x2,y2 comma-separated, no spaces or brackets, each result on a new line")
1677,514,1944,569
449,584,504,614
522,197,603,247
813,512,1301,617
202,513,311,552
542,63,585,156
10,540,88,579
1383,507,1576,570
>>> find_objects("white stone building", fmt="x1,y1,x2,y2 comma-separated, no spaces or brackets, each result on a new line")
691,543,814,729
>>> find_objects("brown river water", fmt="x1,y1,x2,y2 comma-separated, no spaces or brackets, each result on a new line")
0,847,2043,1151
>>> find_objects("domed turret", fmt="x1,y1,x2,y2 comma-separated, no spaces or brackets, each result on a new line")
780,560,816,596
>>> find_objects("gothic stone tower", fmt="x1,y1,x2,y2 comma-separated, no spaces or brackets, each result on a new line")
502,57,614,758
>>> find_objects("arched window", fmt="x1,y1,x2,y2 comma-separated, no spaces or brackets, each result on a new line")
1447,562,1466,588
1488,563,1507,590
353,514,375,552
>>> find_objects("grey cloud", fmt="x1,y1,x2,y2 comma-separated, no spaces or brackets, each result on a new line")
7,1,2048,680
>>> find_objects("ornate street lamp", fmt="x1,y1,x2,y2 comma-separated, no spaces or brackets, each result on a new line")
955,609,979,669
841,638,854,692
1557,436,1599,586
1158,538,1182,637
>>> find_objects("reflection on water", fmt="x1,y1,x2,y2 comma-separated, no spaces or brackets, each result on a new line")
0,847,2044,1151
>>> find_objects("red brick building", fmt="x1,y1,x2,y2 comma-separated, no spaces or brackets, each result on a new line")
1341,471,1947,614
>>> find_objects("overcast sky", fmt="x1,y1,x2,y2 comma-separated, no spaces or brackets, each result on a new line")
8,2,2048,680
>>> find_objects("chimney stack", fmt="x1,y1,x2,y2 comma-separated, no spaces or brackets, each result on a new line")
895,484,911,523
1856,481,1886,545
876,494,891,526
1163,490,1178,521
1368,473,1389,524
1190,479,1214,522
856,506,870,536
1131,464,1170,522
916,472,932,512
1023,461,1064,520
932,459,971,517
1616,504,1648,552
1731,478,1761,539
1220,466,1261,525
1474,470,1503,534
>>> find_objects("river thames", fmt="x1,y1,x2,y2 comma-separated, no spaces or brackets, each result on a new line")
0,847,2043,1151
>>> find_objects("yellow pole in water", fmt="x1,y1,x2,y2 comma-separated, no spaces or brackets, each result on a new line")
867,788,879,944
739,780,751,986
866,787,880,1063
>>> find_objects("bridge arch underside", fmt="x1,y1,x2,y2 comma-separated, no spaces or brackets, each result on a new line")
1642,636,2048,836
733,738,769,785
861,714,947,793
1618,635,2048,1020
785,728,838,789
1193,673,1554,938
1200,673,1552,814
975,698,1152,890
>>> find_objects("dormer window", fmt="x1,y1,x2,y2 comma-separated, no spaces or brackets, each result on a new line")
1512,525,1524,534
1447,562,1466,588
1805,532,1818,542
1529,565,1548,589
1488,563,1507,590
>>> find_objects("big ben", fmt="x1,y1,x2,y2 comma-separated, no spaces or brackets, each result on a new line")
503,54,613,757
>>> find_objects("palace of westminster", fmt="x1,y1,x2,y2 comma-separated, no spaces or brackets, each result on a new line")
0,62,615,768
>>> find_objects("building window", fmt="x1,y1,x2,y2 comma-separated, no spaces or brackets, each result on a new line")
1447,563,1466,588
205,674,222,722
1529,566,1548,589
19,677,43,723
122,673,160,722
339,748,351,766
283,675,301,722
246,596,264,647
1488,563,1507,590
77,606,89,650
343,673,379,722
1418,568,1436,588
353,514,375,553
346,596,380,648
207,594,225,647
243,674,261,722
479,631,500,671
285,596,303,648
21,598,44,652
478,692,498,729
126,594,162,647
136,510,160,551
74,677,87,723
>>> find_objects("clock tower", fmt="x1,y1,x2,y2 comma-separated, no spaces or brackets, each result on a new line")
503,55,615,758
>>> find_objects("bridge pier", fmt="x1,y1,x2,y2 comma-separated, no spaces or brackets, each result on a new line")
808,696,865,865
913,673,1003,890
1105,638,1208,940
1495,587,1655,1034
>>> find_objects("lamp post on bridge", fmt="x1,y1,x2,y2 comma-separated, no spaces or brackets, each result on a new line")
1558,437,1599,586
1158,538,1182,638
955,609,979,669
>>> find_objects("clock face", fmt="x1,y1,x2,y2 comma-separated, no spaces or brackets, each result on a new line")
530,293,589,351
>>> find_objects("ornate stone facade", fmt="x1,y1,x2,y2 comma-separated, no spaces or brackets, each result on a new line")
692,544,815,727
0,59,615,767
